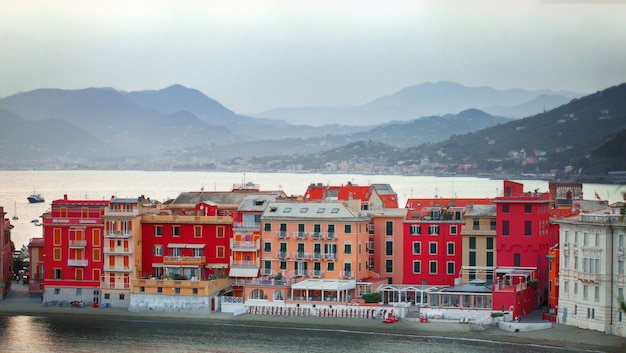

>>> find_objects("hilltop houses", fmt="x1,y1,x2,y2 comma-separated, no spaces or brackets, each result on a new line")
5,178,620,338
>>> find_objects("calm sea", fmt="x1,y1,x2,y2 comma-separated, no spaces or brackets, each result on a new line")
1,170,623,250
0,314,567,353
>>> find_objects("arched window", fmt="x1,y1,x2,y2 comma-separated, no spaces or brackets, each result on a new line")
273,290,284,301
248,289,266,300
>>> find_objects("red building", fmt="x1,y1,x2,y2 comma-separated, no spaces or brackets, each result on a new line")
492,181,553,319
140,201,232,281
1,206,13,298
403,198,492,286
41,195,110,304
304,182,399,209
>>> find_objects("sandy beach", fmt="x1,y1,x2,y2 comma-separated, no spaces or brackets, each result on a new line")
2,282,625,352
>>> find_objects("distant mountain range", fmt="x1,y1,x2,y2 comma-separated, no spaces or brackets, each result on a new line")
2,81,618,181
255,81,580,126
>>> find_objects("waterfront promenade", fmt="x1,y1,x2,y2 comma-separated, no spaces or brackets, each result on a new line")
2,282,625,352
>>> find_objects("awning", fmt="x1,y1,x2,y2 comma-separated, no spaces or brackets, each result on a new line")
205,263,228,269
291,279,356,291
229,268,259,277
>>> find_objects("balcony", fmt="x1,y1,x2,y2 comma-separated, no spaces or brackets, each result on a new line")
68,239,87,248
325,233,336,240
68,259,88,267
312,252,324,260
233,221,261,230
103,265,131,273
100,282,130,290
340,271,353,279
309,232,322,240
231,259,259,268
231,240,259,251
163,256,206,266
324,253,337,260
579,272,600,283
104,231,132,239
295,232,307,240
103,247,132,255
311,270,324,278
294,252,305,259
276,251,288,259
260,267,273,276
276,231,289,239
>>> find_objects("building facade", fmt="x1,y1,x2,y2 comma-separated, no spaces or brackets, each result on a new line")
42,195,110,304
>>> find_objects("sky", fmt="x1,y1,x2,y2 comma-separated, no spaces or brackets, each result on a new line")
1,0,625,114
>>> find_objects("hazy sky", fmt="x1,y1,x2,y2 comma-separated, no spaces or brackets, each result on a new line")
1,0,625,114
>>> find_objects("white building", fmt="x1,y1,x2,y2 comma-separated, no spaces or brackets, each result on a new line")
556,201,626,337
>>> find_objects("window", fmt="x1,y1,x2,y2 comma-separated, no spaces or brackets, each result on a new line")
594,286,599,301
217,226,225,238
192,288,198,295
54,269,62,279
53,248,62,261
502,204,509,213
450,225,457,235
595,233,600,247
155,226,162,237
429,225,440,235
429,261,437,274
104,293,110,299
486,252,494,267
574,282,578,295
525,204,532,214
386,221,393,236
170,247,182,257
299,207,308,213
194,226,202,238
385,241,393,256
413,261,421,273
119,294,125,300
583,284,588,299
54,288,60,294
410,224,421,235
514,253,521,267
327,262,334,272
583,232,589,246
469,237,476,249
216,246,225,258
502,221,510,236
174,288,181,294
54,228,62,245
469,252,476,266
157,287,163,293
524,221,532,236
280,261,287,270
264,223,271,232
331,208,340,213
153,245,163,256
447,242,454,255
447,261,455,275
385,260,393,273
429,242,437,255
283,207,291,213
344,224,352,234
412,242,421,254
76,288,82,295
139,287,145,293
316,208,325,213
473,220,480,230
264,242,271,253
486,237,494,250
344,243,352,254
564,281,569,293
490,220,496,231
172,226,180,237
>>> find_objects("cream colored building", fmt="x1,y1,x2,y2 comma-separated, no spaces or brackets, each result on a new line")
556,202,626,337
460,204,497,284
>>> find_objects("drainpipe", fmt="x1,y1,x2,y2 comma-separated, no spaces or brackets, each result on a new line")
608,218,614,329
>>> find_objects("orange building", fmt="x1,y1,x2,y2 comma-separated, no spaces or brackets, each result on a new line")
28,237,45,297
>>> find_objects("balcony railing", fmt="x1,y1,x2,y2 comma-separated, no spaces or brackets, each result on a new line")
100,282,131,289
340,271,353,279
295,232,307,239
104,231,132,239
68,240,87,248
326,232,336,240
324,253,337,260
163,256,206,265
231,240,259,251
310,232,322,240
276,251,288,259
231,259,258,267
105,209,139,217
68,259,88,267
294,251,306,259
233,221,261,229
311,270,324,278
104,265,131,272
276,231,289,239
103,247,132,255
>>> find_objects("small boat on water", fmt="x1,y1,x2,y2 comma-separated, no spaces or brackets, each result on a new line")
28,194,45,203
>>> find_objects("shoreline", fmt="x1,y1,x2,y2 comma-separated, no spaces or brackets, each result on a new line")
1,297,625,352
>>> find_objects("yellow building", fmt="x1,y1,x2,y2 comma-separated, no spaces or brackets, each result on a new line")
460,204,497,284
